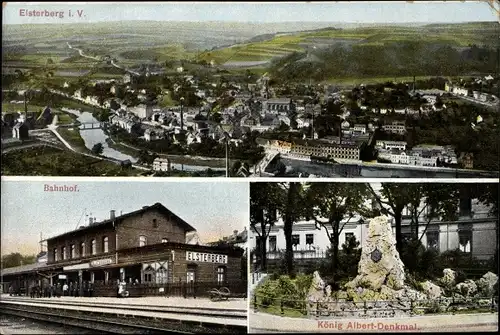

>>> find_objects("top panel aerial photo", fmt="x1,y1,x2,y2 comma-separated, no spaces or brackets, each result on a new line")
1,1,499,178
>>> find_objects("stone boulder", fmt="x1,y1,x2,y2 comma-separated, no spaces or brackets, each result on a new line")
476,272,498,298
345,216,405,291
307,271,326,315
456,279,477,297
421,280,443,300
439,268,457,287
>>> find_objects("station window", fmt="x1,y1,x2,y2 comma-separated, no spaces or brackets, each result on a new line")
217,266,226,284
53,248,58,262
153,218,158,228
103,236,109,253
139,235,147,247
70,244,75,259
91,239,96,255
80,242,85,257
61,246,66,260
306,234,314,246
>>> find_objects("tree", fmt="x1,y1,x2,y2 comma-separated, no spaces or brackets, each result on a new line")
305,183,370,281
250,183,284,271
91,143,104,155
281,182,305,278
369,183,462,254
1,252,36,269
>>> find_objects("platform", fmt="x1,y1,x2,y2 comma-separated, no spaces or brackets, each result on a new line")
0,294,246,311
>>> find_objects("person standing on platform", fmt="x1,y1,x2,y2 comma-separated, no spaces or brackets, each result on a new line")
88,281,93,297
83,281,88,297
62,282,68,296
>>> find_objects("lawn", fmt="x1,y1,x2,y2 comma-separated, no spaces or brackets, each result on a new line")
57,128,88,152
1,146,141,176
2,103,45,113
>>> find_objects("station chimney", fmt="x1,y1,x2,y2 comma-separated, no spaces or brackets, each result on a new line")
110,210,116,220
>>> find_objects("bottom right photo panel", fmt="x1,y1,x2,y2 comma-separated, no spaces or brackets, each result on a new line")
248,182,498,333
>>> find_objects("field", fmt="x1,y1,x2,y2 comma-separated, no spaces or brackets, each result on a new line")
2,21,497,81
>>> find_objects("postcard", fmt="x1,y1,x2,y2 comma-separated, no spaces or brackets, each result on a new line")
248,181,498,333
2,1,499,178
0,178,249,333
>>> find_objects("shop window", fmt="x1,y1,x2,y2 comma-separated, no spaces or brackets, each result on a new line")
162,238,168,243
53,248,58,262
91,239,96,255
292,234,300,250
80,242,85,257
139,235,147,247
103,236,109,253
70,244,75,259
61,246,66,260
217,266,226,284
153,218,158,228
269,236,277,252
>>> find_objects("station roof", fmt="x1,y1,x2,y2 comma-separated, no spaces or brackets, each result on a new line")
46,203,196,242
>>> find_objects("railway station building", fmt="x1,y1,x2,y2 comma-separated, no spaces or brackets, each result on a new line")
1,203,246,297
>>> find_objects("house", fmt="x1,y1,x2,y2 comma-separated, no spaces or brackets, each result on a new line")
152,158,171,172
296,118,311,129
459,152,474,169
128,105,154,120
12,122,29,140
375,140,407,151
352,124,366,134
144,128,161,142
382,121,406,135
250,190,497,270
263,98,294,114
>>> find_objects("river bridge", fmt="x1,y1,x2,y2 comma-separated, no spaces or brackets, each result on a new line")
79,122,107,130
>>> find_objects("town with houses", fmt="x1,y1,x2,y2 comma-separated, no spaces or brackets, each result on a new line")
2,51,499,177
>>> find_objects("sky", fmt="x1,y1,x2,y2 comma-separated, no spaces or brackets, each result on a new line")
1,179,249,256
2,1,498,25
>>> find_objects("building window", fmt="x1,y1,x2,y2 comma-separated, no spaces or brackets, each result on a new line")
61,246,66,260
53,248,58,262
459,197,472,216
139,235,147,247
269,236,277,252
458,229,472,253
162,238,168,243
91,239,96,255
103,236,109,253
306,234,314,246
153,218,158,228
217,266,226,284
80,242,85,257
70,244,75,259
292,234,300,250
426,231,439,251
144,273,153,282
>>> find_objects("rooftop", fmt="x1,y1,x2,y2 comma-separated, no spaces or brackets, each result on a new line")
46,203,196,242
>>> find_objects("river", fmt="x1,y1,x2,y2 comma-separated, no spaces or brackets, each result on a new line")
61,108,224,172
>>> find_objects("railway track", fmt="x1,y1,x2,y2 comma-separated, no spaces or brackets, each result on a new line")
0,300,247,334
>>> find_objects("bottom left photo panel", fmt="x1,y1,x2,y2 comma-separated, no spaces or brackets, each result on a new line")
0,178,249,334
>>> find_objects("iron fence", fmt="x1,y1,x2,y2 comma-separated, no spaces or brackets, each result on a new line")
93,280,247,298
252,292,498,318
